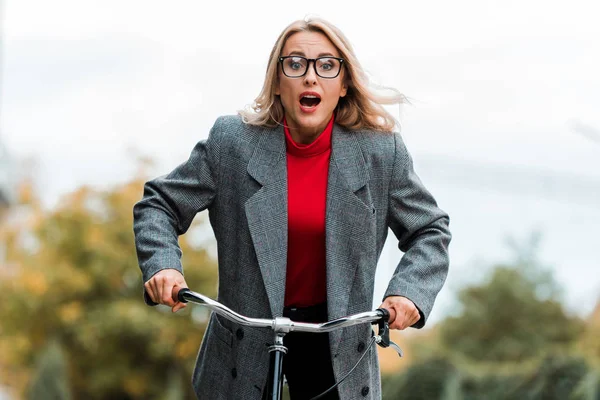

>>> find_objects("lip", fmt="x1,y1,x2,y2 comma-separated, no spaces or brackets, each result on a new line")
298,91,322,101
298,91,322,113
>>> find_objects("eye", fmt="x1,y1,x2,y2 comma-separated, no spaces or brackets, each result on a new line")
286,57,306,71
317,58,337,72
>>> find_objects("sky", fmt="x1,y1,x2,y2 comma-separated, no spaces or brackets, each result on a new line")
1,0,599,323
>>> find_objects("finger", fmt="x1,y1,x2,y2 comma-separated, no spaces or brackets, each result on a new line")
410,310,421,327
172,302,187,313
145,280,158,303
172,285,184,304
172,285,179,303
385,306,397,324
386,310,399,330
399,310,419,329
161,276,175,306
389,318,404,330
156,276,164,305
394,307,408,330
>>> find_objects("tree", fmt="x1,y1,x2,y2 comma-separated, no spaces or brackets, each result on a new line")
459,355,593,400
380,233,596,398
382,358,461,400
26,340,72,400
438,234,584,363
579,300,600,363
0,176,218,399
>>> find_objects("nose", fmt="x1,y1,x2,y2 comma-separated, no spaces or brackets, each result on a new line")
303,61,318,86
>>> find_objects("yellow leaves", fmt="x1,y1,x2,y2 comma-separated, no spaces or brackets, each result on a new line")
61,187,92,213
0,171,218,398
22,270,48,296
0,337,25,364
175,334,201,360
123,373,148,397
13,335,33,356
86,224,104,248
59,302,82,324
119,178,147,205
64,267,93,293
577,319,600,364
115,300,138,320
17,180,38,207
49,261,93,295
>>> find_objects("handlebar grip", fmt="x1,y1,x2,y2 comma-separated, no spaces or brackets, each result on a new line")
172,287,191,303
376,308,390,322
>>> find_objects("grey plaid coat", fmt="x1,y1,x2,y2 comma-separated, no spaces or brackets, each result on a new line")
133,115,451,399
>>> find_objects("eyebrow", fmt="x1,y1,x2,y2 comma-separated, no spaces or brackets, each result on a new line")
287,51,338,58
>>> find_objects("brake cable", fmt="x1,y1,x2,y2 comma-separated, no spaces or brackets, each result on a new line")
310,316,400,400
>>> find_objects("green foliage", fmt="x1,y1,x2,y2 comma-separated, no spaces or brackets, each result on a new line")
382,234,595,399
579,309,600,363
26,339,72,400
383,356,598,399
570,370,600,400
160,372,184,400
462,355,591,399
438,237,584,362
0,178,218,399
382,358,461,400
460,373,527,400
526,356,590,399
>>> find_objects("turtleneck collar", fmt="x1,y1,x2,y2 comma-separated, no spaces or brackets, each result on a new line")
284,115,334,158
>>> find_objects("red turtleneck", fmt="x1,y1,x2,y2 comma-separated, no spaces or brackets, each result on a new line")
283,116,334,308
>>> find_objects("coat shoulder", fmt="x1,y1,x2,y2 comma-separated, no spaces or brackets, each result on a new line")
352,128,398,160
214,114,245,131
212,114,268,143
210,114,277,164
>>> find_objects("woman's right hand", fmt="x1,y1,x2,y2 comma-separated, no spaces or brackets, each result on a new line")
144,269,188,312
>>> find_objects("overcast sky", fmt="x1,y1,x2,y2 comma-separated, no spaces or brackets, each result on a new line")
1,0,599,321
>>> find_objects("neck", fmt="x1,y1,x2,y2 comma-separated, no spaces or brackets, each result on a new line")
285,116,332,145
288,128,320,145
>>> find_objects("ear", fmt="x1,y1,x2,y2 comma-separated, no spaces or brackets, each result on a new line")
274,76,281,96
340,82,348,98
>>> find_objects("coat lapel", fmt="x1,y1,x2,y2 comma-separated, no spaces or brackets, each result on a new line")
245,125,288,318
326,125,372,354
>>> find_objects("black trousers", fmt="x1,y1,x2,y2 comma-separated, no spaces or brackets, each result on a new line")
281,303,339,400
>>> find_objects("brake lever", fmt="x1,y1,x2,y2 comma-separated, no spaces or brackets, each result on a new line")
387,339,404,357
373,312,403,357
377,317,390,347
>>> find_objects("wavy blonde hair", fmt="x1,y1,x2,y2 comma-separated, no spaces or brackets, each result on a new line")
239,17,407,133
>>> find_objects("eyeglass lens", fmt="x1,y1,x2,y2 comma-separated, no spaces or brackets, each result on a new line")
281,56,342,78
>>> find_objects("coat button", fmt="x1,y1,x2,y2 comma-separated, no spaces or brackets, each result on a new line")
361,386,369,396
357,341,366,352
231,368,237,379
236,328,244,340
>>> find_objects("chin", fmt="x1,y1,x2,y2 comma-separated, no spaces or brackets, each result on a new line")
298,111,330,127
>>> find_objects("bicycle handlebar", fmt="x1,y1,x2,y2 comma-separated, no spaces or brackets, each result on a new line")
174,287,391,335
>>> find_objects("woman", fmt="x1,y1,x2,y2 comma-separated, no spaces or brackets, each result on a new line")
134,17,450,400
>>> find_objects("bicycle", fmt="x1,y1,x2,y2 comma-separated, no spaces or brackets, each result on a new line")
173,287,404,400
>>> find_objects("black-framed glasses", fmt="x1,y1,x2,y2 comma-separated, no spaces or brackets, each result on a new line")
278,56,345,79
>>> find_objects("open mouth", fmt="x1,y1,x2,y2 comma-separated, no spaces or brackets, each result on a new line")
299,93,321,108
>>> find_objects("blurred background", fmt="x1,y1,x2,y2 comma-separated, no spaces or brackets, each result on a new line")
0,1,599,399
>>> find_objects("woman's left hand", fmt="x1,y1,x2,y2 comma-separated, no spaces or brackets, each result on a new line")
379,296,421,330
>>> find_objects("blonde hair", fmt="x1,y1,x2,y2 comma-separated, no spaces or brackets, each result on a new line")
238,17,407,133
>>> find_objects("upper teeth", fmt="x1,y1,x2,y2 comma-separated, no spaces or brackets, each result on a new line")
304,95,318,98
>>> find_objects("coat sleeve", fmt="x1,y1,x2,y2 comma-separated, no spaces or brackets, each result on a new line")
133,117,223,305
384,132,451,328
